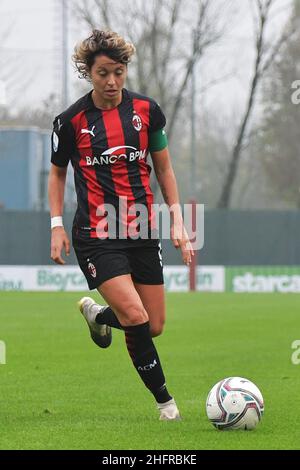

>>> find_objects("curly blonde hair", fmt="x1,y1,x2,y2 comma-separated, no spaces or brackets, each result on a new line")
73,29,135,80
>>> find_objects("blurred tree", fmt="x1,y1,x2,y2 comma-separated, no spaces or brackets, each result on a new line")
74,0,234,141
257,0,300,208
0,0,12,111
217,0,296,208
0,93,61,129
174,111,231,207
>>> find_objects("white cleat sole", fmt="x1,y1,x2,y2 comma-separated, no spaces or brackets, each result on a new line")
78,296,112,349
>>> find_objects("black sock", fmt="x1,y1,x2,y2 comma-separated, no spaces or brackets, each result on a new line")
124,322,172,403
95,306,123,330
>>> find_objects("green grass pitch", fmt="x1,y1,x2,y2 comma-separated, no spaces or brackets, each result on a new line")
1,292,300,450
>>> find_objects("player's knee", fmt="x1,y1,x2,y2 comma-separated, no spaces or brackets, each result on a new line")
150,321,165,337
119,303,148,326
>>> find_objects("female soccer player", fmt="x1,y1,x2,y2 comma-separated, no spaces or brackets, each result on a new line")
48,30,193,420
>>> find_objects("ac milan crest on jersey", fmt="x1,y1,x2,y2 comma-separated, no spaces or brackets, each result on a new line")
87,261,97,278
132,113,142,131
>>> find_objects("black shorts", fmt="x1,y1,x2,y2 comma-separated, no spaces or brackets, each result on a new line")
72,229,164,290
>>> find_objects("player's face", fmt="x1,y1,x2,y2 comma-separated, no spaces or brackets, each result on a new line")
90,55,127,105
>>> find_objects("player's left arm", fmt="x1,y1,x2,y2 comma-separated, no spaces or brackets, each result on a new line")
150,138,194,265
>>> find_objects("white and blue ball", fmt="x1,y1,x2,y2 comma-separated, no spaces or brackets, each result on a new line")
206,377,264,430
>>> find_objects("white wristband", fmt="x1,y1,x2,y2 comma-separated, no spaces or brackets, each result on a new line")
51,216,64,229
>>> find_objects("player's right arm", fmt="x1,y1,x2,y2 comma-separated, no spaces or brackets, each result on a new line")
48,116,73,265
48,164,70,265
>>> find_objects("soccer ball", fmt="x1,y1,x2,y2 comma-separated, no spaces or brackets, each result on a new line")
206,377,264,430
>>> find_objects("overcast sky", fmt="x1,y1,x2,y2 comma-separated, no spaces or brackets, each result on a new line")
1,0,54,50
0,0,293,119
0,0,55,106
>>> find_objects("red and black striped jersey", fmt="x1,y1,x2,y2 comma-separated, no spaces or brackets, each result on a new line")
51,89,166,238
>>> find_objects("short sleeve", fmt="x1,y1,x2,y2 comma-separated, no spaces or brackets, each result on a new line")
51,116,74,167
149,101,166,133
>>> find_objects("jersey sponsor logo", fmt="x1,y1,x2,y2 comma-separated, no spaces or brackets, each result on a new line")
81,125,96,137
132,113,142,132
85,145,147,165
53,132,59,152
87,260,97,278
